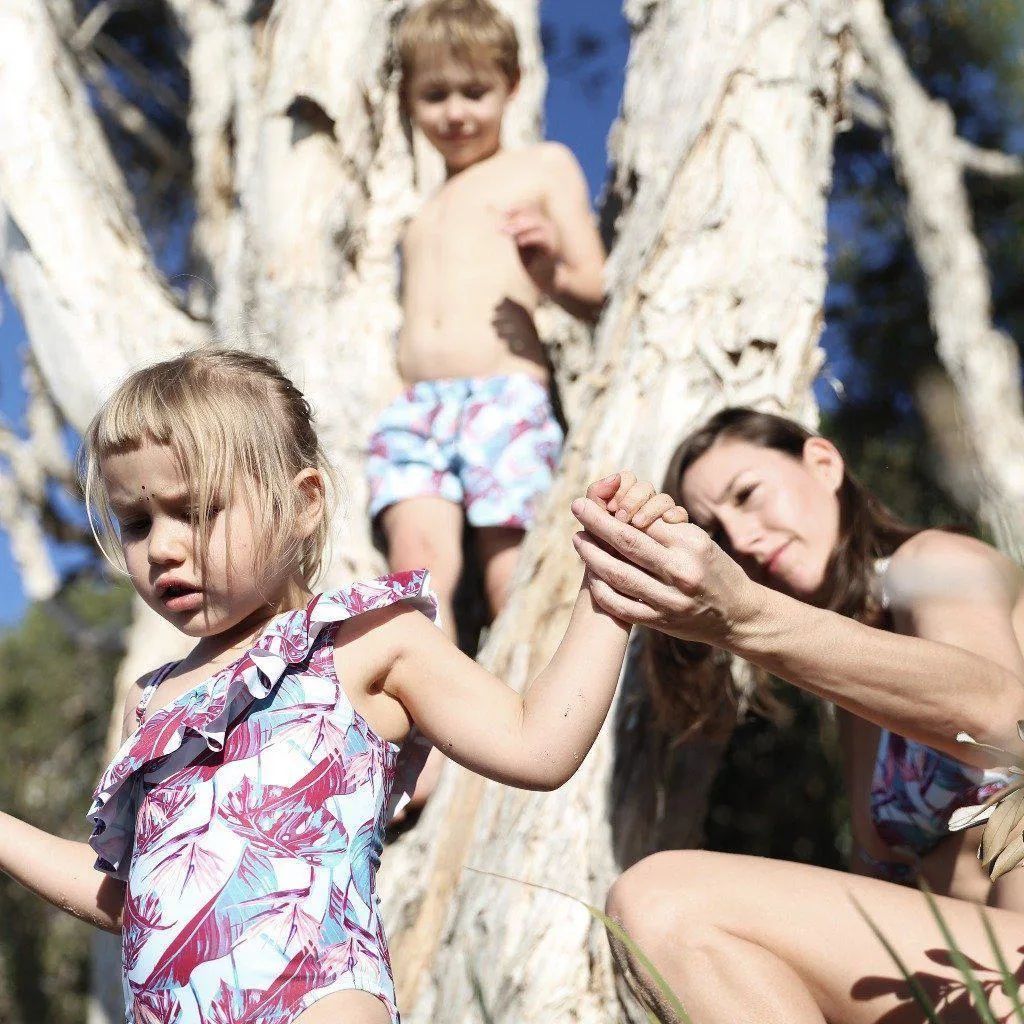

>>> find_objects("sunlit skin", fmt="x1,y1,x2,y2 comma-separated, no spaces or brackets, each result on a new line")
101,439,321,675
570,466,1024,1023
405,57,516,176
680,436,844,602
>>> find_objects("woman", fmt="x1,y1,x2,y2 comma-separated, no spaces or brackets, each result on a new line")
571,408,1024,1023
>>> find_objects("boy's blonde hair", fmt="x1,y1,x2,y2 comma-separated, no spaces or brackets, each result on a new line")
397,0,520,100
81,348,336,591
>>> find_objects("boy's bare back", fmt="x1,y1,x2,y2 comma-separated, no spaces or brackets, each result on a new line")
399,142,602,385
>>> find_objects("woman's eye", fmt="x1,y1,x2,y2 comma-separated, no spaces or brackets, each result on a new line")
736,485,758,506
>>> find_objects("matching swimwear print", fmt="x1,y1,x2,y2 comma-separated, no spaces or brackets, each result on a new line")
88,571,439,1024
367,373,562,529
865,730,1013,883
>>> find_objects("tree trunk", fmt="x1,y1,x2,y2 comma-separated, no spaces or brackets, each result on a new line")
378,2,845,1020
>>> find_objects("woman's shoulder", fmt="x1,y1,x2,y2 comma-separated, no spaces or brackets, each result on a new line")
886,528,1022,609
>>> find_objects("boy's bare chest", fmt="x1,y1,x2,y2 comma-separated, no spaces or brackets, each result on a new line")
411,166,541,240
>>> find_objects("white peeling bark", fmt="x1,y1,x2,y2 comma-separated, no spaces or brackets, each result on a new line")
380,3,845,1020
0,0,207,430
851,0,1024,559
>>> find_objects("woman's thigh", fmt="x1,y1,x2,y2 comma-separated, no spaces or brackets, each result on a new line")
294,989,392,1024
613,850,1024,1023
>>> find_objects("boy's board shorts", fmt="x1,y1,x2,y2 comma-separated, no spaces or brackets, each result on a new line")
367,374,563,529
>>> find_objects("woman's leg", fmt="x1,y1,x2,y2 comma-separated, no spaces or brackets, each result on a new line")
606,850,1024,1024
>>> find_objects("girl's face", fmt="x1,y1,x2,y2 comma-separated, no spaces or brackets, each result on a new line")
101,439,296,643
680,436,844,603
406,57,515,173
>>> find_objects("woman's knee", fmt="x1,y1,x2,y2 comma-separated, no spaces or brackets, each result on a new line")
607,850,720,954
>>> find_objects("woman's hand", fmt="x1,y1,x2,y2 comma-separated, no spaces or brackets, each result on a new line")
570,472,763,648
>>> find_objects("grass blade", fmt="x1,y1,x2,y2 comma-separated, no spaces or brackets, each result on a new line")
977,907,1024,1021
466,865,693,1024
918,883,998,1024
851,894,943,1024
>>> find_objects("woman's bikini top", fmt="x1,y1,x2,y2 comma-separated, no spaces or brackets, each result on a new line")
863,558,1012,882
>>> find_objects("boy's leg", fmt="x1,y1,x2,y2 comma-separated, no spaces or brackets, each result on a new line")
380,495,463,821
380,496,463,643
476,526,524,616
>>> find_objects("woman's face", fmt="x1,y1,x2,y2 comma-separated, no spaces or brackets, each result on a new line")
680,436,844,602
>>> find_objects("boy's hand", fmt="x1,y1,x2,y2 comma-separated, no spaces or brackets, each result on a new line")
584,472,689,530
504,204,562,295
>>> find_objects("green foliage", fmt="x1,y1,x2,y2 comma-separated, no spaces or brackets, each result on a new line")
0,577,131,1024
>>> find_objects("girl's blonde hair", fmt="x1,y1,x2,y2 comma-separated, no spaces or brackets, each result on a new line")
80,348,336,591
396,0,521,103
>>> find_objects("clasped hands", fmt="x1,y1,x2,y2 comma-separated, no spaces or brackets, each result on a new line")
570,471,758,647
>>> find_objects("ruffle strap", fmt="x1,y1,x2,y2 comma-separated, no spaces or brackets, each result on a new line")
88,570,439,879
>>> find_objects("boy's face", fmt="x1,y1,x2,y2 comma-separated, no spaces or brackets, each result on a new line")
405,55,516,173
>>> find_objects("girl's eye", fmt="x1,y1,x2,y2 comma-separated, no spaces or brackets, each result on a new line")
121,517,151,538
465,86,488,100
184,505,221,525
423,89,447,103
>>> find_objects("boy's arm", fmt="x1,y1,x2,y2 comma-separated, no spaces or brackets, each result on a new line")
506,143,606,323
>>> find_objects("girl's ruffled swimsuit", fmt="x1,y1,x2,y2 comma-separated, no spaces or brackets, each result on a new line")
863,559,1013,882
88,570,437,1024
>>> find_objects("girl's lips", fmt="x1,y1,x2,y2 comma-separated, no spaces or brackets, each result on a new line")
163,589,204,613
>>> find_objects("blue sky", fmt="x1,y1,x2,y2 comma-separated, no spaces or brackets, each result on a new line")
0,0,630,627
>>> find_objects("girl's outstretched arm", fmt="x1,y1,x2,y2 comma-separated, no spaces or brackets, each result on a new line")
346,488,681,791
0,673,153,932
0,814,124,931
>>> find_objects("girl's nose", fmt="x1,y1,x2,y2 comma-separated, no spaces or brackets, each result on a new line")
147,518,186,566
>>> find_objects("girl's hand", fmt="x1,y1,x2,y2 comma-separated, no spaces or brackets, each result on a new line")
570,487,762,648
585,471,689,529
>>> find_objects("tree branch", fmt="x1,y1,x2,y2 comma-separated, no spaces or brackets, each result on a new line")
851,0,1024,559
0,0,207,433
849,87,1024,180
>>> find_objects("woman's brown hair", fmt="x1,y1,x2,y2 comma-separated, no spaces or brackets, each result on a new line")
644,407,921,740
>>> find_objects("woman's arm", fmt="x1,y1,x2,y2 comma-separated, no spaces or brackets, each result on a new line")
571,498,1024,765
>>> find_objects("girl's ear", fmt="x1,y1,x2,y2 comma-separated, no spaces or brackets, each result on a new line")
293,468,326,540
801,436,844,495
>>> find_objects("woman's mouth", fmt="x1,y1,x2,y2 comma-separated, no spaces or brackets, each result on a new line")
765,542,791,575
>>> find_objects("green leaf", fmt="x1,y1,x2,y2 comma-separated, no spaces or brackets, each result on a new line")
851,895,943,1024
919,882,998,1024
977,907,1024,1021
466,866,693,1023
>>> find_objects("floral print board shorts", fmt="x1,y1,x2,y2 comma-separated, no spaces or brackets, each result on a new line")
367,374,563,529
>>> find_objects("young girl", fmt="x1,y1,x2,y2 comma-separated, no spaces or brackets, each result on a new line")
0,348,677,1024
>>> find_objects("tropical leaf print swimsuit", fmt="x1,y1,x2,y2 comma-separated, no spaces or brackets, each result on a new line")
88,571,437,1024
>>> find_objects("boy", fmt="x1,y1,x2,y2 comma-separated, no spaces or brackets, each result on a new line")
368,0,606,811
